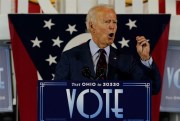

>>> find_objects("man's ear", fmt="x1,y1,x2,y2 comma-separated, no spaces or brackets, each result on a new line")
89,22,95,33
89,22,93,29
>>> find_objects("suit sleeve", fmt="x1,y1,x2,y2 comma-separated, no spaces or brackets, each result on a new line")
54,52,70,80
134,57,161,95
141,61,161,95
125,55,161,95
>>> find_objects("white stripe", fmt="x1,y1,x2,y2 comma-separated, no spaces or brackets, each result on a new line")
0,15,10,40
115,0,126,14
64,0,77,13
17,0,28,13
0,0,12,13
132,0,143,14
38,0,58,14
169,16,180,41
148,0,159,13
165,0,176,15
77,0,97,14
98,0,109,4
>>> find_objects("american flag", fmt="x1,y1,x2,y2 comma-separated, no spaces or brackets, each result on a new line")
8,14,170,121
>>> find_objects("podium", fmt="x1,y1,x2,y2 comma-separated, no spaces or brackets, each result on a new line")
38,80,151,121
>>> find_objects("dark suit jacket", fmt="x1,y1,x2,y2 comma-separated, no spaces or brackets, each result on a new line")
55,41,161,95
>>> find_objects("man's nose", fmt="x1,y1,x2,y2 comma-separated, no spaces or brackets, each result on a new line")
109,23,116,30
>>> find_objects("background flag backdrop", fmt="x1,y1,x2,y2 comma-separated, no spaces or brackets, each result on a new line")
8,14,170,121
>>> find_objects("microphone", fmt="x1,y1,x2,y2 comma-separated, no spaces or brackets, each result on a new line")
95,68,106,80
82,66,95,80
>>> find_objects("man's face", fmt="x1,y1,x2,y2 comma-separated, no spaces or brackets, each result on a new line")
92,8,117,48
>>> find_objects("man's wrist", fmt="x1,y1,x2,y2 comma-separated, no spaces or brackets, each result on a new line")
140,56,151,61
141,56,153,68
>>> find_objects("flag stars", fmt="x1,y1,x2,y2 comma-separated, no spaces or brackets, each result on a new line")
43,19,55,30
66,24,77,35
118,37,130,48
31,37,42,48
126,19,137,30
52,36,63,47
46,54,57,66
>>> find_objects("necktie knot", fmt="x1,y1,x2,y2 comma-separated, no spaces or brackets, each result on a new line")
99,49,106,55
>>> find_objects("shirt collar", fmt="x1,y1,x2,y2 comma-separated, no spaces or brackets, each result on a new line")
89,39,110,56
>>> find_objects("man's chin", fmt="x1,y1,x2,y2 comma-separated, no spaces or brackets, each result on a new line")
107,41,113,46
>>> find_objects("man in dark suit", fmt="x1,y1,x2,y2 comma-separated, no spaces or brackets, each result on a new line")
54,4,161,95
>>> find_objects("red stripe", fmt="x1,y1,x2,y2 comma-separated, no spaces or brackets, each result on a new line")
29,2,41,13
159,0,165,13
151,22,170,121
176,1,180,15
9,19,38,121
15,0,40,13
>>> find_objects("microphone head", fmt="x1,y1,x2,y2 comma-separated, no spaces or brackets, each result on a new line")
82,66,92,79
96,68,106,77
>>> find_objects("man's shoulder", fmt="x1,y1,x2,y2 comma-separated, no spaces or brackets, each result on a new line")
110,46,134,58
64,42,89,53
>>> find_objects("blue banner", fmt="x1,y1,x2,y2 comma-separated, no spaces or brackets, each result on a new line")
38,80,151,121
0,46,13,112
160,46,180,112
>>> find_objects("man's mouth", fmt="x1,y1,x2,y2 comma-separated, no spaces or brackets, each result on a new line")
109,33,114,38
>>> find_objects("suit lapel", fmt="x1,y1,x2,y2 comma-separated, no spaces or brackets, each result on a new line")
107,46,119,80
79,41,96,77
78,42,119,80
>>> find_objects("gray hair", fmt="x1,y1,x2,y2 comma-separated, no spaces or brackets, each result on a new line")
85,4,114,32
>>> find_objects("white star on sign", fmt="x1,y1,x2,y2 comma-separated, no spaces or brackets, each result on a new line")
66,24,77,35
126,19,137,30
31,37,42,48
52,36,63,47
118,37,130,48
45,54,57,66
43,19,55,30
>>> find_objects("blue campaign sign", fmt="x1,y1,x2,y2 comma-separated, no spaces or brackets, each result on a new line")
160,46,180,112
0,46,13,112
38,81,151,121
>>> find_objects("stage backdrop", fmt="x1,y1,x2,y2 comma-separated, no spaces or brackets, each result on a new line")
8,14,170,121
